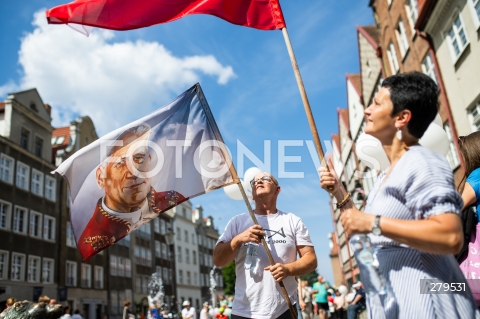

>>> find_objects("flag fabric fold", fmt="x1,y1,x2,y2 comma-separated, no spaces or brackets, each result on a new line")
54,83,237,260
46,0,286,32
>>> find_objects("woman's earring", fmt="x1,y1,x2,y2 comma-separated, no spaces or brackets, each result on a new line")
396,129,403,140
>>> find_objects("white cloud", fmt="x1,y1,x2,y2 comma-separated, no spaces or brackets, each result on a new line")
1,10,235,135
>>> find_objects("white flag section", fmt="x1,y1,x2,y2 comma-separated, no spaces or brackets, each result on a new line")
54,84,237,260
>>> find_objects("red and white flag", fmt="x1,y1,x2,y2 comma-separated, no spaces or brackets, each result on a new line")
54,84,237,260
46,0,286,34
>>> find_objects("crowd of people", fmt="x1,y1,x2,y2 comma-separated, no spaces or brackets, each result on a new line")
0,295,83,319
298,276,365,319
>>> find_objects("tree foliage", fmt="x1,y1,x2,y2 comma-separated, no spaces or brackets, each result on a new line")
222,261,236,295
300,269,319,286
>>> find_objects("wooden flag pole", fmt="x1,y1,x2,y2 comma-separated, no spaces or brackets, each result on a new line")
281,27,338,193
196,84,297,319
236,180,298,319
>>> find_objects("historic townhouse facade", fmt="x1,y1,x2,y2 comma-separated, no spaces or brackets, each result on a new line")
0,89,60,305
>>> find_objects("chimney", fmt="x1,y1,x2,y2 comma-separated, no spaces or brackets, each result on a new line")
45,103,52,116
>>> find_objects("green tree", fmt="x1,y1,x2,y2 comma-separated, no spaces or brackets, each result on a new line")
300,270,319,286
222,261,236,295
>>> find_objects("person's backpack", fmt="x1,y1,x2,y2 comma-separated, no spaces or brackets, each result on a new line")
456,205,477,262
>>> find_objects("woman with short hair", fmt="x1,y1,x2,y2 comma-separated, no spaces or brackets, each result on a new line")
320,72,479,318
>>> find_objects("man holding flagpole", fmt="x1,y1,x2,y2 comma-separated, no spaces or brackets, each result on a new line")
213,172,317,319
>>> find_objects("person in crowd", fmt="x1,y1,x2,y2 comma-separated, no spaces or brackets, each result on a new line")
0,298,16,318
213,172,317,319
123,300,135,319
38,295,51,304
49,299,58,305
182,301,196,319
346,282,365,319
333,289,346,319
298,280,312,319
200,302,210,319
312,276,330,319
214,307,228,319
327,289,335,317
459,132,480,213
71,309,83,319
60,306,72,319
319,71,480,318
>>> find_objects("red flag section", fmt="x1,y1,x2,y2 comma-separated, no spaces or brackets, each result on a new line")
46,0,286,31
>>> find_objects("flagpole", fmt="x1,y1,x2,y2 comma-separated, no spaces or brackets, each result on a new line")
195,84,297,319
281,27,339,193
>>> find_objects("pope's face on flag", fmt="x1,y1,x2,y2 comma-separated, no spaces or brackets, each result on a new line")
96,128,153,212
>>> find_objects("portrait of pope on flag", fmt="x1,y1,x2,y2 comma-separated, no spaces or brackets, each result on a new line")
55,84,237,261
78,123,186,258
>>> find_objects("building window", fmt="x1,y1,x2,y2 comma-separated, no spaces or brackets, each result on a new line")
161,243,167,259
193,251,197,265
66,261,77,286
27,255,41,283
179,270,183,284
16,162,30,191
0,200,12,230
154,218,160,233
176,227,181,240
444,122,461,169
184,230,189,243
194,272,197,286
405,0,419,32
0,250,8,280
42,258,54,284
163,267,169,284
146,249,152,265
160,219,166,234
118,291,125,315
110,255,117,276
0,153,14,184
135,277,142,293
31,169,44,196
20,128,30,150
81,264,91,288
111,290,118,315
13,206,28,234
446,13,469,61
387,42,399,74
201,273,205,287
142,276,148,294
43,216,56,241
29,211,43,238
468,101,480,131
187,271,191,285
94,266,104,289
421,52,438,84
118,257,125,277
155,240,161,257
45,176,56,202
11,253,25,281
192,233,196,244
177,246,182,262
186,248,190,264
469,0,480,27
125,259,132,278
34,136,43,157
66,221,76,247
395,19,409,57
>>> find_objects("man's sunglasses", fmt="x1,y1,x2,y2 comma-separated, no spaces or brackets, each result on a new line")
249,176,278,188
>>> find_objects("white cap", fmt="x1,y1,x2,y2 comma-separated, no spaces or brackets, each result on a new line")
352,282,362,288
182,300,190,306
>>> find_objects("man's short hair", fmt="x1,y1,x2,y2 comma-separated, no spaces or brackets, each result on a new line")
38,295,50,303
124,300,131,307
381,71,439,139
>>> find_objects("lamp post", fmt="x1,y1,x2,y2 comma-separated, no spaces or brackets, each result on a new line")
165,229,176,314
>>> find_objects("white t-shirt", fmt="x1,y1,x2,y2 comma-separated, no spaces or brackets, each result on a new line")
217,210,313,319
182,307,196,319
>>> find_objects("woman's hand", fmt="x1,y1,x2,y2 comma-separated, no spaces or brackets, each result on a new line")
318,161,340,194
340,207,375,235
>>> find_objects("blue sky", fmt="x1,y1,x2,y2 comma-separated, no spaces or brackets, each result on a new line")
0,1,374,283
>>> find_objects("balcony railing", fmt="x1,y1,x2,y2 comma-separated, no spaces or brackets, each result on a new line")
66,277,75,286
81,279,91,288
94,280,103,289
